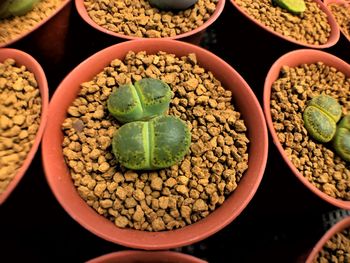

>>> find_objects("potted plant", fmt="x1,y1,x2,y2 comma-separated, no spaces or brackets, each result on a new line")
306,216,350,262
42,39,268,249
0,0,72,48
87,251,207,263
75,0,225,45
264,49,350,209
324,0,350,42
0,48,49,204
230,0,340,48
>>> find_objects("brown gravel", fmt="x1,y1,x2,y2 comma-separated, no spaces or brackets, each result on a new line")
83,0,218,38
0,0,64,45
313,227,350,262
234,0,331,45
329,3,350,39
62,51,249,231
270,62,350,200
0,58,41,194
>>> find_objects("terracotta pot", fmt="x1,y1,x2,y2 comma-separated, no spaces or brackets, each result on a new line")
230,0,340,48
87,251,207,263
42,39,268,249
74,0,225,45
0,0,72,48
305,216,350,262
0,48,49,204
263,49,350,209
324,0,350,42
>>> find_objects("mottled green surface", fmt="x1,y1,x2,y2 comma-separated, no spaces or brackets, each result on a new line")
107,83,143,123
309,95,342,123
333,115,350,162
151,115,191,169
333,127,350,162
303,106,336,143
303,95,342,143
112,116,191,170
107,78,172,123
112,121,149,170
338,115,350,130
134,78,173,119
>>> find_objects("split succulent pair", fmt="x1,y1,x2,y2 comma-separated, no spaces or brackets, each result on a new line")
0,0,38,19
303,94,350,162
108,78,191,170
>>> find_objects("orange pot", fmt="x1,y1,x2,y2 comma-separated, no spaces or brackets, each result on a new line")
264,49,350,209
0,48,49,204
305,216,350,262
230,0,340,48
87,251,207,263
42,39,268,250
324,0,350,42
74,0,225,45
0,0,72,48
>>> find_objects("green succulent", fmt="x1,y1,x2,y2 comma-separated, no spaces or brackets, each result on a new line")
112,115,191,170
107,78,173,123
0,0,39,19
333,115,350,162
308,95,342,122
272,0,306,14
148,0,198,10
303,95,341,143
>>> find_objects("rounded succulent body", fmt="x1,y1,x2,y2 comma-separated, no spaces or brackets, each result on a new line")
333,115,350,162
273,0,306,14
148,0,198,10
303,95,341,143
112,115,191,170
107,78,172,123
0,0,38,18
303,106,337,143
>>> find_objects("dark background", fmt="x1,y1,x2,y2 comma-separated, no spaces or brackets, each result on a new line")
1,2,350,262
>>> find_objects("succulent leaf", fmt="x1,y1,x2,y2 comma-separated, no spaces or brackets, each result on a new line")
151,115,191,169
333,127,350,162
309,94,342,122
273,0,306,14
148,0,198,10
303,105,336,143
112,121,150,170
107,83,143,123
338,115,350,130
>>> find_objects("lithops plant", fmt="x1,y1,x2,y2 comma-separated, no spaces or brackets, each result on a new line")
273,0,306,14
107,78,173,123
333,115,350,162
0,0,39,18
112,115,191,170
303,95,342,143
148,0,198,10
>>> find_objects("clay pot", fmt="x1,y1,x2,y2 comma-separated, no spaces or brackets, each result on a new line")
263,49,350,209
305,216,350,262
42,39,268,249
324,0,350,42
87,251,207,263
230,0,340,48
0,48,49,204
0,0,72,48
74,0,225,45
